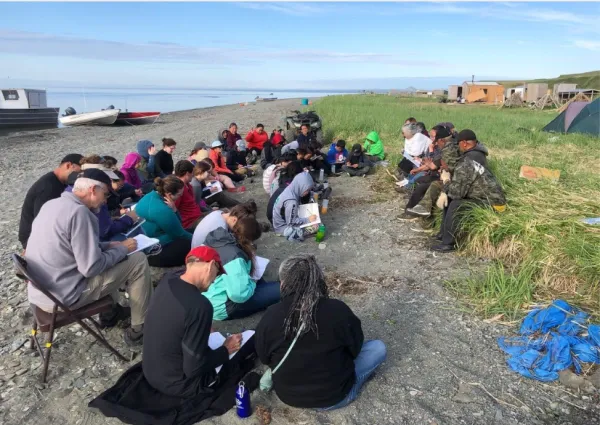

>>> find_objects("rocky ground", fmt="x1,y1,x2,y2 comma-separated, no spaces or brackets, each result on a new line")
1,98,599,425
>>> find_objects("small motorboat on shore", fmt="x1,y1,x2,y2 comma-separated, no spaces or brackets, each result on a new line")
114,111,160,125
59,107,120,126
255,97,278,102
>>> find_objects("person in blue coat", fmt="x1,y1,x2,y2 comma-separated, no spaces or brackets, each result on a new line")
326,140,348,173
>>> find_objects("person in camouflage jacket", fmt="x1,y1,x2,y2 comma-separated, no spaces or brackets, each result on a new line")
432,129,506,252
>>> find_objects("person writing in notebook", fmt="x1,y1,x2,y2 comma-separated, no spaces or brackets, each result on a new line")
143,246,245,398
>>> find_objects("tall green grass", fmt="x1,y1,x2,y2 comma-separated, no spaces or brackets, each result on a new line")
313,95,600,317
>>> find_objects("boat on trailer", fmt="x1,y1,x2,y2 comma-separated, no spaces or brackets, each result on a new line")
114,111,160,125
0,89,59,128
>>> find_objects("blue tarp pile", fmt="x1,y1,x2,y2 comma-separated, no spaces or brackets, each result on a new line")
498,299,600,381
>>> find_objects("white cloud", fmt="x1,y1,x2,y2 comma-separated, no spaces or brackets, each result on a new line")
574,40,600,51
0,29,440,67
236,2,326,16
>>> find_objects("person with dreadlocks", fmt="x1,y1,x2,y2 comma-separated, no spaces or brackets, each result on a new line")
255,254,386,410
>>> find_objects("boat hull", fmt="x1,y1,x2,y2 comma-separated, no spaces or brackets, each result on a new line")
59,109,120,126
0,107,59,128
114,112,160,126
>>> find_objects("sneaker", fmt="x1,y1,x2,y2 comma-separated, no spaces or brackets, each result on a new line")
100,304,131,329
406,205,431,217
347,172,352,177
124,327,144,347
145,244,162,257
396,179,409,187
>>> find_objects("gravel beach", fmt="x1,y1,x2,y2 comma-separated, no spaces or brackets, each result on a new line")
0,98,597,425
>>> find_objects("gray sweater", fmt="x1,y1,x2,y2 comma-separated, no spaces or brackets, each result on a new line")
26,191,128,310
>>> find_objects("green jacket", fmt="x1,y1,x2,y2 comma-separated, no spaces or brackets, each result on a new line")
202,228,256,320
446,157,506,205
363,131,385,160
135,190,193,245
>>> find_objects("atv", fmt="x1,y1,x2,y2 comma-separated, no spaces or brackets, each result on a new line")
284,110,323,145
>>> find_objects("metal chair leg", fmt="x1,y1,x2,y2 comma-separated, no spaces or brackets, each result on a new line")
30,320,38,350
41,306,58,383
76,317,127,362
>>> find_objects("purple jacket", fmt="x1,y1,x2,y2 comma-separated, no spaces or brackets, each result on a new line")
65,186,134,241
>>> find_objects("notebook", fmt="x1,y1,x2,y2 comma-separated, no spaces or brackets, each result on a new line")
251,256,270,281
127,234,159,255
298,202,321,228
204,181,223,198
209,330,255,374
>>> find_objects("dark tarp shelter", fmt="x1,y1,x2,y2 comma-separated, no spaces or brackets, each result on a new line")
542,98,600,136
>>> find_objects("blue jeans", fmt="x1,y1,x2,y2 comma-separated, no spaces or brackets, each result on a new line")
319,340,387,411
408,171,427,185
225,280,281,320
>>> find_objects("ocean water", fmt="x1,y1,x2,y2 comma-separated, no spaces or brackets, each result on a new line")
46,88,352,115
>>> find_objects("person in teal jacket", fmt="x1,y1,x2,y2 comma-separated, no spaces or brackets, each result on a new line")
202,222,280,321
135,176,193,267
363,131,385,163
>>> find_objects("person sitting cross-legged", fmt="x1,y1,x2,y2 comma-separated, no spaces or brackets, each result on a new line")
25,169,152,346
255,254,386,410
326,139,348,173
342,144,371,177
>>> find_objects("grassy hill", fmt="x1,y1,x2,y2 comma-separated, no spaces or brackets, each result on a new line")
499,70,600,90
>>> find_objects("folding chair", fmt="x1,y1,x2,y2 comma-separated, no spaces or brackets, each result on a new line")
11,254,127,383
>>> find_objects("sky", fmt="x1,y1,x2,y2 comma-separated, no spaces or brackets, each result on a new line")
0,1,599,90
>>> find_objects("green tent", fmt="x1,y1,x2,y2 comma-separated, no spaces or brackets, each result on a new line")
567,98,600,136
542,98,599,137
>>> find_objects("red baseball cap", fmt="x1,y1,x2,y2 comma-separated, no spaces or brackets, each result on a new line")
185,246,226,275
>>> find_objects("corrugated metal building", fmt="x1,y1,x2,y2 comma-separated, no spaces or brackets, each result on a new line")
553,83,577,95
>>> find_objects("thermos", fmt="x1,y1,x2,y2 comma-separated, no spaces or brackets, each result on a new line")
236,381,251,418
318,169,325,182
330,164,335,175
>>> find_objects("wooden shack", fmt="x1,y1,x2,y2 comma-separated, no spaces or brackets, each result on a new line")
525,83,548,102
463,82,505,104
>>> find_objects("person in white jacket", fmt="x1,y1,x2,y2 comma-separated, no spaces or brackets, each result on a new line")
397,122,432,179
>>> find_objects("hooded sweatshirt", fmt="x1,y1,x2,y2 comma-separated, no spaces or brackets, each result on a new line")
245,129,269,151
202,227,256,320
135,190,193,245
121,152,143,189
363,131,385,160
272,172,314,234
136,140,156,180
463,143,489,167
326,143,349,165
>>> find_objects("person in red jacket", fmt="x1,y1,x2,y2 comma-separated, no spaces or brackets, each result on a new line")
173,160,203,230
245,123,269,155
208,141,246,183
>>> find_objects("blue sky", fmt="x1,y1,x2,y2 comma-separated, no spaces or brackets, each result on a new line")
0,1,599,90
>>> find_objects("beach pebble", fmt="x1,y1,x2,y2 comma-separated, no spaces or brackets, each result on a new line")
318,243,326,250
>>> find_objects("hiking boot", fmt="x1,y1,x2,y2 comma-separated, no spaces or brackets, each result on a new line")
100,304,131,329
124,326,144,347
395,186,409,194
431,243,455,253
406,205,431,217
430,232,443,241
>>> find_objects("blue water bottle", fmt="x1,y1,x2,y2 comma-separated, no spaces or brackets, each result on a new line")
236,381,251,418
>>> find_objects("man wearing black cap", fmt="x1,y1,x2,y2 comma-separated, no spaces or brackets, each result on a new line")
431,129,506,252
19,153,83,249
25,168,153,346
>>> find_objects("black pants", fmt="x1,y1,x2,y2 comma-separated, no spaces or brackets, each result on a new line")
406,175,437,208
398,158,415,176
218,171,244,183
209,191,240,209
441,199,484,246
147,238,192,268
365,154,380,165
